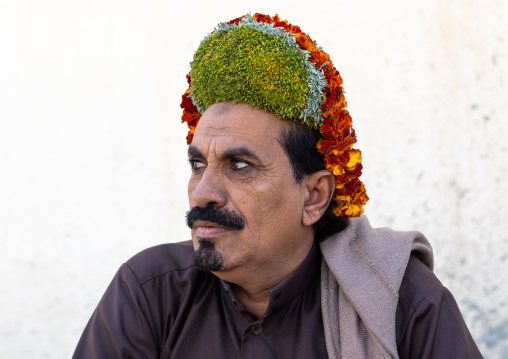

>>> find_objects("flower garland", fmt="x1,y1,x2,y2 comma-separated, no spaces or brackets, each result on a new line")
181,13,368,217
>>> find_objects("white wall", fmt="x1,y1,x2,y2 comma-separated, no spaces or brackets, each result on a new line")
1,0,507,357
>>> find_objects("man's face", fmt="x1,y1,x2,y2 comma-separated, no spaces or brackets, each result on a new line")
187,101,313,283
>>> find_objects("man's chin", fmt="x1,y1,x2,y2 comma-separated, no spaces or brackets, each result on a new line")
193,238,226,272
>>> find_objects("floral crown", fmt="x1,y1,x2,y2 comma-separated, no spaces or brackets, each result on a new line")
181,13,368,217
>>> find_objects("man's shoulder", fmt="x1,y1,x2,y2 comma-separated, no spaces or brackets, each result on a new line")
124,240,196,285
396,255,443,346
398,254,444,307
395,257,483,357
396,254,448,343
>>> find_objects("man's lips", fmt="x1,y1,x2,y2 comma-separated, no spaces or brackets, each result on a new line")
193,221,234,238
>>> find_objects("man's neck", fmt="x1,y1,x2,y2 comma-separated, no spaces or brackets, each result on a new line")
229,283,272,318
221,240,315,318
228,270,298,318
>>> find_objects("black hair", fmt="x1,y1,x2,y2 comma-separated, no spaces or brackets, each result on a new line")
278,121,349,241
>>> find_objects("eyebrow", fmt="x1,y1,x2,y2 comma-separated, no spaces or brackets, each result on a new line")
221,147,261,162
188,145,261,163
188,146,203,158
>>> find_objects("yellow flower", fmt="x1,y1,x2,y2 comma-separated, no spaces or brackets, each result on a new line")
344,205,362,217
332,165,345,176
335,182,346,190
335,195,351,202
347,149,361,168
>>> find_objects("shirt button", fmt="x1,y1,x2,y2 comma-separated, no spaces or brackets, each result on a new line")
251,323,262,335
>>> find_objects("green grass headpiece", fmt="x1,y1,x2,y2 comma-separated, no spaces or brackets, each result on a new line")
188,15,327,128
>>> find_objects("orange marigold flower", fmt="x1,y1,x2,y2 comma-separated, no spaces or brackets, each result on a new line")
295,34,318,53
252,13,273,24
309,52,330,68
186,126,195,145
288,24,302,34
346,163,363,177
182,109,200,128
227,16,245,25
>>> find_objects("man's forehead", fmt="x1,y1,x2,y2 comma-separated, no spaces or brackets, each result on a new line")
200,102,279,123
194,102,287,140
207,101,234,116
189,102,289,158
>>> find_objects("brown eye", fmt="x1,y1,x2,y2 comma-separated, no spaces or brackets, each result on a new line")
231,160,249,170
190,159,206,170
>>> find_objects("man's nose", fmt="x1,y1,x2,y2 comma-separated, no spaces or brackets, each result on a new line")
189,165,227,208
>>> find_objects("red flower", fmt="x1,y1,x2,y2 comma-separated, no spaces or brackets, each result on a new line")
181,109,200,128
252,13,273,24
185,126,195,145
227,16,245,25
180,93,194,111
273,20,289,31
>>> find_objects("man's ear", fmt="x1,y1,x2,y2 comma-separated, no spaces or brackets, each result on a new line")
302,170,335,226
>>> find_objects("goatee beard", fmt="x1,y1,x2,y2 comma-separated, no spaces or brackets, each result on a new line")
193,238,225,272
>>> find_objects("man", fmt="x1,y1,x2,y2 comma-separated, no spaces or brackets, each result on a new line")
74,13,482,358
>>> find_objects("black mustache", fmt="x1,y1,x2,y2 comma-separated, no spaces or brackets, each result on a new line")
186,206,246,230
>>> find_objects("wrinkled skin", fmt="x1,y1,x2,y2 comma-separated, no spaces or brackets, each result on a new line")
187,101,333,316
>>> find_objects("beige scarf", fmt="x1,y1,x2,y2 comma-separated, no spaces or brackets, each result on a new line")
320,215,434,359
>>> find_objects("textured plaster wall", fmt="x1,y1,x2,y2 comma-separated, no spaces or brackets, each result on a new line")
1,0,507,358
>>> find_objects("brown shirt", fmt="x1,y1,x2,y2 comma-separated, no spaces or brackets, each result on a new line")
74,241,328,358
74,241,482,358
